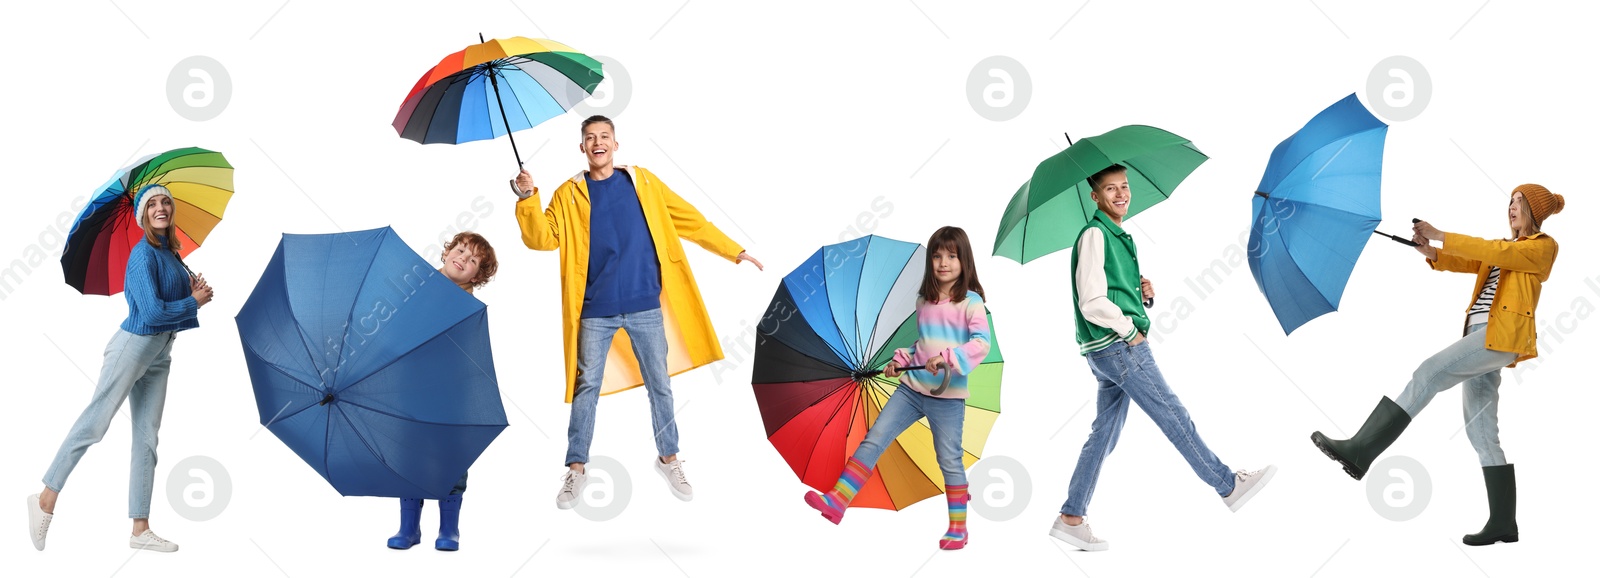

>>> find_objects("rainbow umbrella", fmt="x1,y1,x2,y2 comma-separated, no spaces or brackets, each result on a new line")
61,147,233,296
393,35,604,166
752,235,1004,510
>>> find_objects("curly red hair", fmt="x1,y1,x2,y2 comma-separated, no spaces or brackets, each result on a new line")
441,231,499,288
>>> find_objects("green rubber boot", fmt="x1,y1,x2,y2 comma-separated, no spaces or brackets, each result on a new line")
1463,464,1518,546
1310,396,1411,480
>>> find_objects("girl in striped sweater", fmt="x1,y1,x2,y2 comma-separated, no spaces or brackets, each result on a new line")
804,226,992,550
27,184,214,553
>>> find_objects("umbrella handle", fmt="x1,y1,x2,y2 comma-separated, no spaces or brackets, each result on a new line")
1144,297,1154,308
928,364,955,396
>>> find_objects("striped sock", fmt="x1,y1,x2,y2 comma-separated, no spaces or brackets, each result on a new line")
940,484,969,549
824,457,870,509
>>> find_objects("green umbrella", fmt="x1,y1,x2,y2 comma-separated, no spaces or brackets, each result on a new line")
993,125,1208,264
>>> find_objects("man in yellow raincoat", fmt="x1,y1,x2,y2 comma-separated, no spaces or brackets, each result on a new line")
512,115,763,509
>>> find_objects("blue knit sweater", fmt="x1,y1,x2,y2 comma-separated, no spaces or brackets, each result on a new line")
581,170,661,318
120,236,199,335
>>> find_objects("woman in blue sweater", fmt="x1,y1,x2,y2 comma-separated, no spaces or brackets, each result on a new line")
25,184,215,553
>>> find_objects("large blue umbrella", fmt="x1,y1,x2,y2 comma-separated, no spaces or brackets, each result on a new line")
236,226,507,499
1249,93,1390,334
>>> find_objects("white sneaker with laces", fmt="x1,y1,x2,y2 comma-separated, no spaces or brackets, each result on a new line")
1223,464,1278,512
556,470,588,510
25,494,51,551
1049,516,1109,551
129,529,178,553
654,458,693,502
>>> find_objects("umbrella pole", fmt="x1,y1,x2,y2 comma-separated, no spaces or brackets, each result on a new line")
481,33,525,168
1374,230,1420,247
856,362,949,380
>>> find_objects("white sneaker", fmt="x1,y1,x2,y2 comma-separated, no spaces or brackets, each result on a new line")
1223,464,1278,512
556,469,588,510
25,494,51,551
129,529,178,553
1049,516,1109,551
654,458,693,502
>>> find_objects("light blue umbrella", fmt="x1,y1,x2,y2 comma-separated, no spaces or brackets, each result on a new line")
1249,93,1390,334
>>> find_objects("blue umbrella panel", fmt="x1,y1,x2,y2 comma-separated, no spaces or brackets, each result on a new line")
236,227,507,499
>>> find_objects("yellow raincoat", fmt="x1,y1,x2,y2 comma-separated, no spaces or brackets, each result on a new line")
516,165,744,402
1427,231,1558,366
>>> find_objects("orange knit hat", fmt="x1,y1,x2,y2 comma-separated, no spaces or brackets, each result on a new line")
1515,184,1563,227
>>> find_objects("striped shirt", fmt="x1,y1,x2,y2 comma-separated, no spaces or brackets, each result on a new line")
890,292,992,400
1466,266,1501,327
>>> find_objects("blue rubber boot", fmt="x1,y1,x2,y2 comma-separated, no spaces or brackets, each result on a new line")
435,495,462,551
386,498,423,549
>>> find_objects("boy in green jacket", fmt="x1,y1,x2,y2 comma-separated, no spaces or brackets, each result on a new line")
1049,164,1276,551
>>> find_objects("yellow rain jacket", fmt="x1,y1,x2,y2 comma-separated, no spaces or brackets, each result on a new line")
516,165,744,402
1427,231,1558,366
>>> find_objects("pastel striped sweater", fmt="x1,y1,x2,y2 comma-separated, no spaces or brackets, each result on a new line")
890,291,991,400
120,236,199,335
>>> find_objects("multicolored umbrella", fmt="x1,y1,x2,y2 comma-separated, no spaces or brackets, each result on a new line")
1249,93,1389,334
60,147,233,296
393,35,604,166
236,227,508,499
993,125,1208,264
752,235,1004,510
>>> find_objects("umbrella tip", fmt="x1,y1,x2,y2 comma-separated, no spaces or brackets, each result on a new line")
478,32,486,43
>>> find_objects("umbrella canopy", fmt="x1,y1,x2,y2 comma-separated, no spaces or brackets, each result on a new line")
393,36,604,165
237,226,508,499
994,125,1207,263
752,235,1004,510
61,147,233,295
1248,93,1389,334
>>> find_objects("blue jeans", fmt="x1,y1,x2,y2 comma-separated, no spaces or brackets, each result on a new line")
851,385,968,487
565,308,678,465
42,329,175,519
1060,341,1235,517
1395,323,1516,467
450,472,468,495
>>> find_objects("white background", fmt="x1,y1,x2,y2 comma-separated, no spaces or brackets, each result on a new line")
2,1,1595,576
